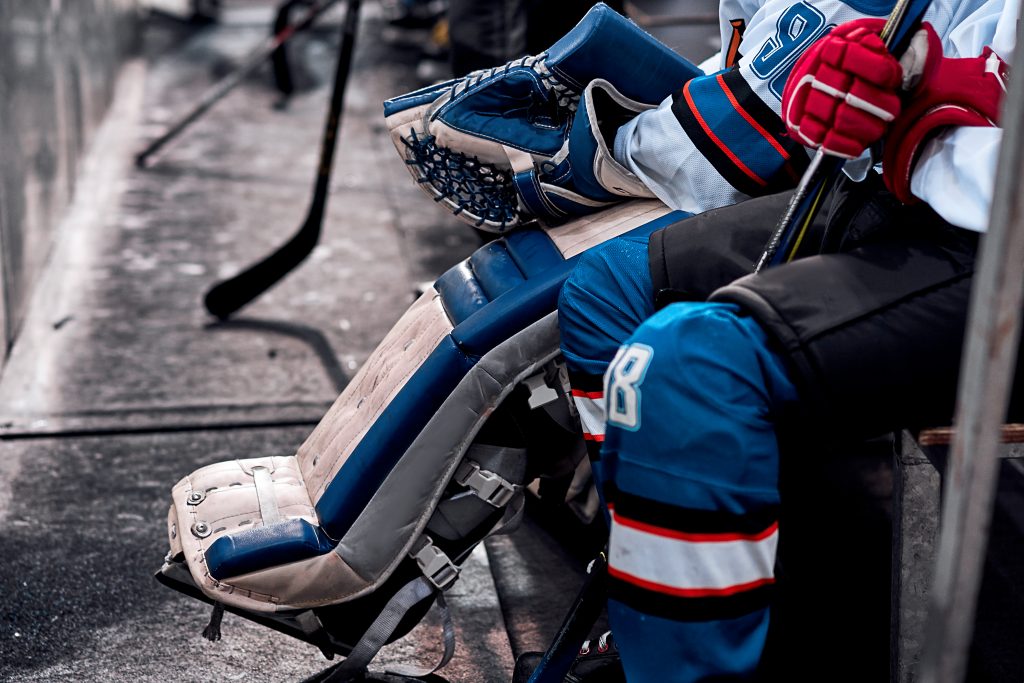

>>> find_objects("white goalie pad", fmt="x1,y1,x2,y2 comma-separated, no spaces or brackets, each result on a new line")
161,200,683,615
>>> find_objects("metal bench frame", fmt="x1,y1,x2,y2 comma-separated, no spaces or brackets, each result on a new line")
892,427,1024,682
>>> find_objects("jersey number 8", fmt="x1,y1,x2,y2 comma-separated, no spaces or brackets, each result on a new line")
604,343,654,431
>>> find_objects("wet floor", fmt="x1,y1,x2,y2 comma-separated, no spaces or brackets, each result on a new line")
2,2,1023,682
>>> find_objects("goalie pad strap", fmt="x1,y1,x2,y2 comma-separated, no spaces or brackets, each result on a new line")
252,466,282,525
386,591,456,679
322,576,455,682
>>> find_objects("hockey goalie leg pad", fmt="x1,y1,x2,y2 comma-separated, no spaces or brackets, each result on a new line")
382,2,700,232
160,201,683,620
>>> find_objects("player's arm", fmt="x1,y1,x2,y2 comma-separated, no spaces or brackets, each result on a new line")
615,0,901,214
905,0,1015,231
781,7,1011,231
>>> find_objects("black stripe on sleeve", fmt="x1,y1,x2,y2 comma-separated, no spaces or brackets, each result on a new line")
609,576,775,622
568,370,605,394
718,68,811,181
671,69,812,197
670,82,769,199
606,484,779,536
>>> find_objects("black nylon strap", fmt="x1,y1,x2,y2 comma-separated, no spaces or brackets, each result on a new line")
318,577,439,682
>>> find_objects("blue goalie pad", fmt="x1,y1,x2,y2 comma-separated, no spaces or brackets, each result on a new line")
161,201,687,624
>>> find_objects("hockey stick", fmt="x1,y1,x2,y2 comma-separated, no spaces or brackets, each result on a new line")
754,0,932,272
526,553,608,683
271,0,319,98
135,0,342,168
203,0,361,320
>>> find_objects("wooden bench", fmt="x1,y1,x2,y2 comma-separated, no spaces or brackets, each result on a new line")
891,426,1024,682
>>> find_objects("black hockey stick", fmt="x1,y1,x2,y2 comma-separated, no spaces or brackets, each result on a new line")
203,0,361,320
526,553,609,683
271,0,319,98
135,0,342,168
754,0,932,272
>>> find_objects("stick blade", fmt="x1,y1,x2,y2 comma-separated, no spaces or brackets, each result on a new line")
204,277,254,320
203,219,321,319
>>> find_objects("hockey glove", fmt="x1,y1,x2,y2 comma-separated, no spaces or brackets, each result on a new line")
783,20,1008,203
382,3,700,232
880,25,1007,203
513,79,657,226
782,18,903,160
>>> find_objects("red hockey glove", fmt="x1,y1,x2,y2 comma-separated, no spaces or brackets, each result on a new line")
783,19,1009,203
783,18,903,160
881,26,1007,203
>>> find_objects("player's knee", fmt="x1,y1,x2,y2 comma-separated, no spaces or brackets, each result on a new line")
610,302,785,440
612,300,799,442
606,303,791,502
558,237,655,374
627,302,757,365
558,248,614,338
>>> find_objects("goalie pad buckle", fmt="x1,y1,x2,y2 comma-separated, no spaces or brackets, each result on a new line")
411,536,461,591
455,460,520,507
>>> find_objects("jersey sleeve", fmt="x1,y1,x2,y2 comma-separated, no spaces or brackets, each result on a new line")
614,0,900,213
906,0,1015,232
911,128,1001,232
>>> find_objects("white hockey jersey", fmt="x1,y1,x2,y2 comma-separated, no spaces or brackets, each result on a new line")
614,0,1015,231
910,0,1016,231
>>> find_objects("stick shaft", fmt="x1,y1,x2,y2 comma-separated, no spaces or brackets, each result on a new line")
755,0,928,272
136,0,341,167
203,0,361,319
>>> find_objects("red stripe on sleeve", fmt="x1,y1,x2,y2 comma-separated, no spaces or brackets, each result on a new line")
614,512,779,543
716,74,791,160
682,81,768,188
571,389,604,399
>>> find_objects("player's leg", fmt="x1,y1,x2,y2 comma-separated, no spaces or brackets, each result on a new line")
602,210,988,681
602,302,797,681
557,191,795,460
558,229,658,463
712,215,987,434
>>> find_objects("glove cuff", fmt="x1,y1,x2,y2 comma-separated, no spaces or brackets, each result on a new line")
883,46,1007,203
882,106,993,203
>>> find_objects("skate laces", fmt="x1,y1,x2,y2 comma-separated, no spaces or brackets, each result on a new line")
579,631,613,656
450,54,579,112
401,129,521,229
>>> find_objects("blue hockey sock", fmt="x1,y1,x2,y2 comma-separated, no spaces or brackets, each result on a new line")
601,302,799,682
